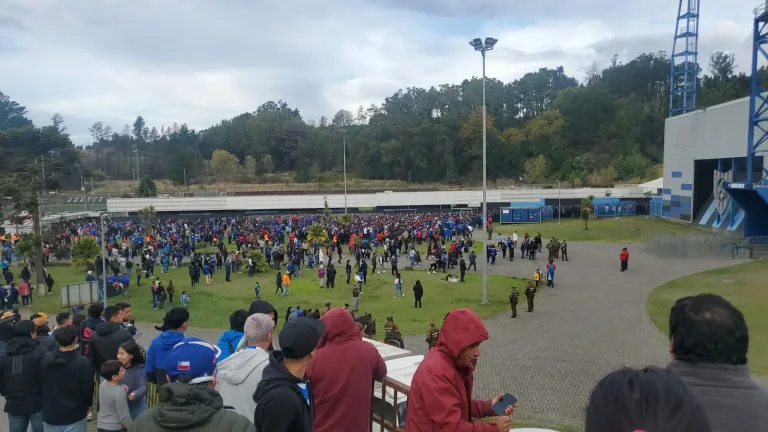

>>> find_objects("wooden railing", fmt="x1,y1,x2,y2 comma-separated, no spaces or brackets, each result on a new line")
371,376,410,432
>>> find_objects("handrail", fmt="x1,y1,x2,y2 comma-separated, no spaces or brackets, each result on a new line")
371,376,411,432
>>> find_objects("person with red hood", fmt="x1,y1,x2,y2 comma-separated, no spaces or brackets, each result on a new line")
406,308,516,431
307,307,387,432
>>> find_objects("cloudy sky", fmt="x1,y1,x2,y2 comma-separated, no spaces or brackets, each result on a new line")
0,0,756,145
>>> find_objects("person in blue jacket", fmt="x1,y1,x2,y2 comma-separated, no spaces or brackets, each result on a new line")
216,309,248,362
145,307,200,385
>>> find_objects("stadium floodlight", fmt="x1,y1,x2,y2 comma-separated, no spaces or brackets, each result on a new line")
340,128,348,214
469,37,498,305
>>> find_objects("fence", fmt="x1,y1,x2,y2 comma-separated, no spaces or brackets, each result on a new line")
594,201,637,217
642,232,750,259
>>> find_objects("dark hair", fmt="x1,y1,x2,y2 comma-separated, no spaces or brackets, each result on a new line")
120,339,146,365
87,304,104,318
585,367,712,432
104,306,121,322
100,360,123,380
115,302,131,310
669,294,748,365
72,314,86,329
229,309,249,332
53,325,78,347
55,312,71,325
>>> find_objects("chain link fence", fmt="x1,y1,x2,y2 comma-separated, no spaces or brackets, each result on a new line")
642,232,751,259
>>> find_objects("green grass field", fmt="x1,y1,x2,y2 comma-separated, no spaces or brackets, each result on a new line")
646,260,768,376
23,253,525,337
491,216,701,243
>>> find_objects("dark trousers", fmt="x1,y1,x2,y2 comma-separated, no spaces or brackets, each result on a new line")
327,277,335,288
276,283,283,294
460,269,465,282
621,260,628,271
469,261,477,271
527,297,534,312
511,302,517,318
414,298,422,308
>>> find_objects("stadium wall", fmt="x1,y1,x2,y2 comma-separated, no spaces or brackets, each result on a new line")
107,187,646,214
663,97,768,233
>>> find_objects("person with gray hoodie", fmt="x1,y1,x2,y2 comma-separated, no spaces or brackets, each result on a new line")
216,313,273,421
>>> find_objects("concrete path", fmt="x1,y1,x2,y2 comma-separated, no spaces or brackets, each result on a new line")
0,238,759,429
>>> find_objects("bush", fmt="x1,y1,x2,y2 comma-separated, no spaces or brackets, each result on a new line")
247,250,269,273
53,247,69,261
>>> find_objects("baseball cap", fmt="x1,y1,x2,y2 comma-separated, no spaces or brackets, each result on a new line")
279,317,326,359
166,340,221,384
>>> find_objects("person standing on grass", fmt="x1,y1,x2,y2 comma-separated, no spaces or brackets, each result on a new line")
317,265,325,288
275,272,283,295
97,360,133,431
281,271,291,297
413,280,424,310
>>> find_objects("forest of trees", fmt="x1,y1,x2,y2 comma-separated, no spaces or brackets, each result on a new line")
1,50,762,191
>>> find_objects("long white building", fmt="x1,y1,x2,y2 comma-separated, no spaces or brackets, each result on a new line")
106,187,647,214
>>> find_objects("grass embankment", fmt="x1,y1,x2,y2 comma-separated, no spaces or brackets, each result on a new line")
647,261,768,376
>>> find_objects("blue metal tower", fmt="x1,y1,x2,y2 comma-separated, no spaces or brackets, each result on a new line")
669,0,700,117
746,3,768,186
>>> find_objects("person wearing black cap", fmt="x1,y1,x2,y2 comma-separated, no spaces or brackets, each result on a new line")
0,320,47,432
235,300,278,352
253,317,326,432
145,307,200,385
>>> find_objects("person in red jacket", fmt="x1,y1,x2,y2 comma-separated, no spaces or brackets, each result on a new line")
307,307,387,432
405,308,516,431
619,247,630,272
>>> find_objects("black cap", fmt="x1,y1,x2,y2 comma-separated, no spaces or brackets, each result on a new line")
279,317,325,359
14,320,35,336
160,307,189,331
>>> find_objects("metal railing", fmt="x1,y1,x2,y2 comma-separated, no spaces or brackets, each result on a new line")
643,232,750,259
372,376,410,432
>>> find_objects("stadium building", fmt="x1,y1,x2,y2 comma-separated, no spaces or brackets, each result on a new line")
662,96,768,236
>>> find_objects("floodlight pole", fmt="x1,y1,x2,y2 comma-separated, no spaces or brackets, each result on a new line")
471,37,496,306
558,180,561,224
340,129,348,214
100,212,108,309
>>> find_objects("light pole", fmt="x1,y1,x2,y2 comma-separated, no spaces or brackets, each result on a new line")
469,36,497,305
558,180,562,224
339,128,348,214
183,168,187,192
99,212,108,310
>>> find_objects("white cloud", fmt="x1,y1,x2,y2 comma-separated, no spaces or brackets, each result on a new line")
0,0,754,145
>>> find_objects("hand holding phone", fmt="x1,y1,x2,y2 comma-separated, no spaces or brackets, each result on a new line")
491,393,518,416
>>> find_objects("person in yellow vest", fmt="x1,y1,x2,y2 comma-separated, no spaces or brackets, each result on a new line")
533,269,541,288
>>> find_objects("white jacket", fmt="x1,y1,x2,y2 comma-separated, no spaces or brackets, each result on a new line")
215,346,270,421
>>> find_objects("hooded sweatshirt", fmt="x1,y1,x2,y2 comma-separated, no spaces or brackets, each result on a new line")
145,331,199,384
215,346,270,419
41,350,94,426
0,336,47,416
253,352,314,432
128,382,255,432
88,321,133,372
307,308,387,432
236,300,278,352
404,308,496,432
216,329,244,362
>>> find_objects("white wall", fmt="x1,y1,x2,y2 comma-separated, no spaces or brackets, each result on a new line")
107,187,646,213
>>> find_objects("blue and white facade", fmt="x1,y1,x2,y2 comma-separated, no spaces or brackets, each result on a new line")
663,96,768,233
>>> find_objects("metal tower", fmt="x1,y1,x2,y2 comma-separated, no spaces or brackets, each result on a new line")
746,3,768,186
669,0,700,117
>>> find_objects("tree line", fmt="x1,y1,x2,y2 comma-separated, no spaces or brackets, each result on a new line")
1,50,764,193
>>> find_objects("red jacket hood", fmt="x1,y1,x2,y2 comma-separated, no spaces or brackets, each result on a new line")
435,308,489,360
317,307,362,349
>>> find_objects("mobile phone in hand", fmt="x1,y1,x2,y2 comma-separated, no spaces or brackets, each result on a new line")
491,393,518,416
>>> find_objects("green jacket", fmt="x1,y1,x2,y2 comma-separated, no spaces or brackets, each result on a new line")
129,382,255,432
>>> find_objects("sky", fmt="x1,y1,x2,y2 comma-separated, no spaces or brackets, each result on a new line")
0,0,757,146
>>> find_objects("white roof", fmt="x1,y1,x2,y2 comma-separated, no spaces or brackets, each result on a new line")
639,177,663,189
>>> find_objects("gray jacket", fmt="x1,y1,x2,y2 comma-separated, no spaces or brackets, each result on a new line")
668,360,768,432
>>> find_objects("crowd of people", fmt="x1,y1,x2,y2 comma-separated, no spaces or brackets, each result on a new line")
0,292,764,432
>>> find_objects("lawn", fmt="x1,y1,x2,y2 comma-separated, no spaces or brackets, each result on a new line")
21,254,523,338
491,216,701,243
646,260,768,376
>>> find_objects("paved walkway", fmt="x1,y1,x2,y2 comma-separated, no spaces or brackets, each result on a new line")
0,238,759,429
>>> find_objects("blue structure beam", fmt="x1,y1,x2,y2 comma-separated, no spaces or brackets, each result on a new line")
669,0,700,117
747,4,768,186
